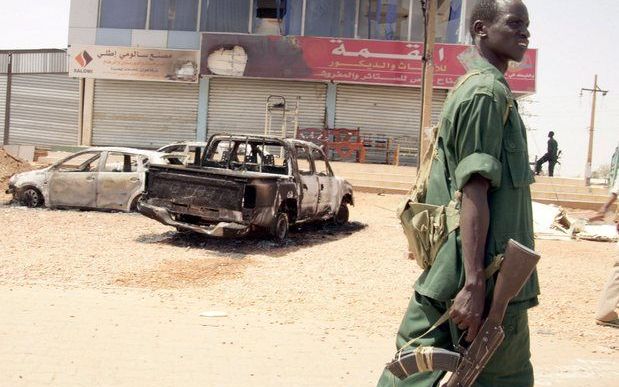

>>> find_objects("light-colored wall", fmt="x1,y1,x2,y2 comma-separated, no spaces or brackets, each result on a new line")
68,0,99,46
69,0,99,28
68,28,97,45
132,30,168,48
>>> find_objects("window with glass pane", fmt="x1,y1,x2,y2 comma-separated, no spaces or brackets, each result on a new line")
150,0,198,31
200,0,250,33
304,0,356,38
99,0,148,29
436,0,462,43
358,0,410,41
252,0,303,35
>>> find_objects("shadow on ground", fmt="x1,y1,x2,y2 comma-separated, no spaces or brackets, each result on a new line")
135,221,368,258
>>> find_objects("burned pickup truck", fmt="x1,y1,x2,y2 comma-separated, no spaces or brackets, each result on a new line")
138,134,354,241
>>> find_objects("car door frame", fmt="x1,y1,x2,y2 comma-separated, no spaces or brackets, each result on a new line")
48,151,102,209
294,144,320,220
311,146,336,216
95,151,146,211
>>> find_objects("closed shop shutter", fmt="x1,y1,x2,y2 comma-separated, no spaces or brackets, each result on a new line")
334,83,447,163
207,78,327,138
92,79,199,148
335,83,447,138
8,74,79,146
0,76,6,144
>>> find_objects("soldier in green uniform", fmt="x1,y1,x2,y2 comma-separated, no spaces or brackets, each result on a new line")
535,131,559,176
377,1,539,386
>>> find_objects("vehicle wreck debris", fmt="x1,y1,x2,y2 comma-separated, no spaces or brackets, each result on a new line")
139,134,354,241
6,147,168,212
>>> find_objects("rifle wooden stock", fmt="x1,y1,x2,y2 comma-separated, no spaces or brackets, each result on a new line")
443,239,540,387
384,239,539,383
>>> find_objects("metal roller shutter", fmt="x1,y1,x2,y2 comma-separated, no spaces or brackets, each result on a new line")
0,76,6,144
334,84,447,164
9,74,79,146
92,80,199,149
207,78,327,137
335,84,447,138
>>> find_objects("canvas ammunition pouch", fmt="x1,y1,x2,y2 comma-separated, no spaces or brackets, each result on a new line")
398,70,512,270
399,200,460,269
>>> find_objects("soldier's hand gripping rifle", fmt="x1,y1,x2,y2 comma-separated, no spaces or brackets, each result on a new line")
385,239,540,387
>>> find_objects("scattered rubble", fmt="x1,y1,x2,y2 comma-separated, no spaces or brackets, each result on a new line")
533,201,618,242
0,149,34,200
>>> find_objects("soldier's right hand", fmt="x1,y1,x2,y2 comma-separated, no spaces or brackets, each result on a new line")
450,281,486,342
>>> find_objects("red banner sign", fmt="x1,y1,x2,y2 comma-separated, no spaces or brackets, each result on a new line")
201,34,536,93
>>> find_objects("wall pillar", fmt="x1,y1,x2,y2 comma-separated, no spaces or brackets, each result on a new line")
81,78,95,146
197,77,210,142
326,82,336,128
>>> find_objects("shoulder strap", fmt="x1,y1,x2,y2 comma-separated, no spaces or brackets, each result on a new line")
395,255,505,356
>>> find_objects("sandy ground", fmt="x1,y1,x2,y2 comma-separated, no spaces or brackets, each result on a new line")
0,193,618,386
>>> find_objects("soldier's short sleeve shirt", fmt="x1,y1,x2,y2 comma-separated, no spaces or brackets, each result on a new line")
415,55,540,309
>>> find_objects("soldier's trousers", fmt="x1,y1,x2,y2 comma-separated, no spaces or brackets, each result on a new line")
596,254,619,322
535,154,557,176
376,292,534,387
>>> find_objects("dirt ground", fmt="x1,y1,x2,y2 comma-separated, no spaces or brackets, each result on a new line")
0,149,34,195
0,193,618,386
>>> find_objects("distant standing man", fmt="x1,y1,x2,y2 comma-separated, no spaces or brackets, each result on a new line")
377,0,539,386
589,168,619,328
535,131,559,176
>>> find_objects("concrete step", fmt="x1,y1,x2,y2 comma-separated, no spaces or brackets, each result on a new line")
346,178,412,191
340,172,415,184
533,176,586,186
531,183,609,195
349,184,408,195
532,198,616,211
330,161,417,177
531,191,610,203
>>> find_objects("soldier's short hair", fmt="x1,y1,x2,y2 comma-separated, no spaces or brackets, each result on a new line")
469,0,507,38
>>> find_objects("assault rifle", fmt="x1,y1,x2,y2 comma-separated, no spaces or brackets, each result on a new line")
385,239,540,387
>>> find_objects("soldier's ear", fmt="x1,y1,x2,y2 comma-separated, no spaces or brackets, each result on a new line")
473,20,488,39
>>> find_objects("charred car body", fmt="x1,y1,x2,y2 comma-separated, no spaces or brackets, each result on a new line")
138,134,354,240
7,147,167,211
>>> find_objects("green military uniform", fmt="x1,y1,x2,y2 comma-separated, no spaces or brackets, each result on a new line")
378,54,540,387
535,137,558,176
548,138,558,160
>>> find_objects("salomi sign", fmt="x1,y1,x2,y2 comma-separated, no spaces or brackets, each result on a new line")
69,45,200,83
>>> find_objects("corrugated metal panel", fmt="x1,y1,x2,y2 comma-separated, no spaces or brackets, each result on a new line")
92,79,199,148
335,84,447,138
8,74,79,146
0,76,6,144
12,52,68,74
0,54,9,74
207,78,327,137
335,84,447,164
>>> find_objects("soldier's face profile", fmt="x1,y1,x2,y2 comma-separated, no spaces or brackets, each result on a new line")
483,0,531,63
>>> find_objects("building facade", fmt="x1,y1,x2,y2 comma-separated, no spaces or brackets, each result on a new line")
0,49,79,147
4,0,534,165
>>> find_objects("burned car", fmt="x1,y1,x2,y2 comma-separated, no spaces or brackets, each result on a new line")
157,141,207,166
138,134,354,240
6,147,167,211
